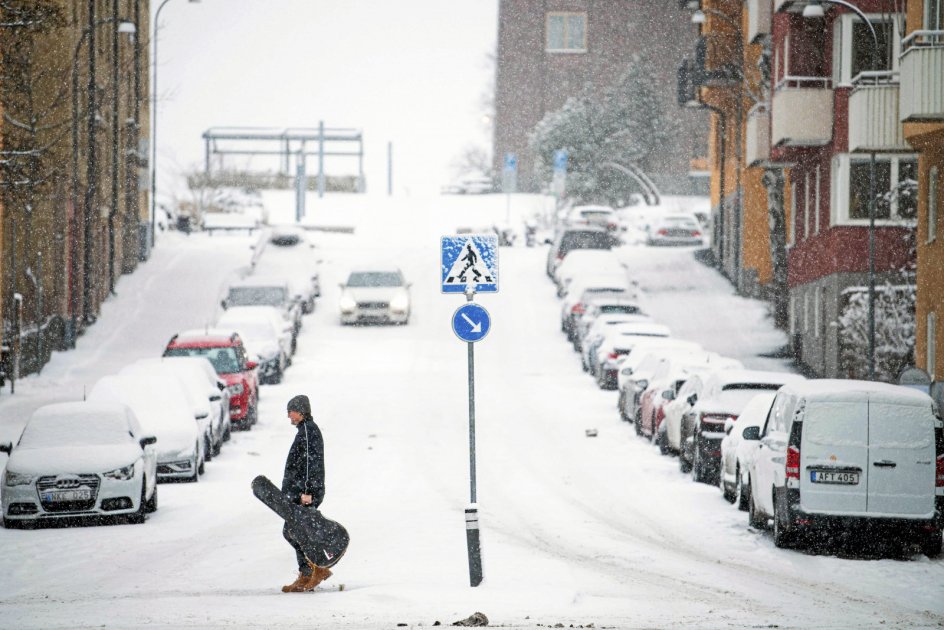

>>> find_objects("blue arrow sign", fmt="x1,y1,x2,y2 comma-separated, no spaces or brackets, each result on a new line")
452,303,491,343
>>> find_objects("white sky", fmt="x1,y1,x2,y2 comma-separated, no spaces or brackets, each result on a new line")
155,0,498,197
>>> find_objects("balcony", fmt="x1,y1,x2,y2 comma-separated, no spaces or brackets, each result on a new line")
747,0,772,43
771,76,833,146
745,104,770,166
899,31,944,122
848,72,908,152
774,0,810,12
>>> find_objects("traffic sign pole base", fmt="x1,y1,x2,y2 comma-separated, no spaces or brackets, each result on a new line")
465,506,483,587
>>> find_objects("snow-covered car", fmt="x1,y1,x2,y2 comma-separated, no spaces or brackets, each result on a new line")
554,249,627,295
616,345,708,424
719,392,776,510
459,176,494,194
748,381,943,555
217,306,291,384
339,267,411,326
574,298,649,353
143,357,229,459
590,322,673,389
645,214,704,246
680,369,806,485
546,227,617,278
222,276,303,340
563,204,620,231
0,402,158,528
560,279,637,341
254,226,322,314
89,373,204,482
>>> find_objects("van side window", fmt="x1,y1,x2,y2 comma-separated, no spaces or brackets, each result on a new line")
762,394,781,436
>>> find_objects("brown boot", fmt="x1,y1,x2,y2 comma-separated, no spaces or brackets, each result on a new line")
281,571,313,593
304,562,333,589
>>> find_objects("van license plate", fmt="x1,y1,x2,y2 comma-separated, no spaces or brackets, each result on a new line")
810,470,859,485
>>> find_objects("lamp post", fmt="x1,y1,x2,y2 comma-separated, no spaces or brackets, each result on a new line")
149,0,201,250
803,0,881,380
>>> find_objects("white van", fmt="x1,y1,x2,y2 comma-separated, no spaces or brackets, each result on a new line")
748,380,944,556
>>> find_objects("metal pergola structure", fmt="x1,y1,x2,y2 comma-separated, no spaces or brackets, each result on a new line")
201,124,365,220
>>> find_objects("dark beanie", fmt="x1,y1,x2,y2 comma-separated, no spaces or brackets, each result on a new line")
287,395,311,416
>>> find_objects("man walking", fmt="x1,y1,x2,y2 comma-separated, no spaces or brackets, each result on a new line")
281,394,330,593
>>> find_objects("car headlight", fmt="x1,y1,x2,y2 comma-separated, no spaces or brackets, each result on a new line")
228,382,244,395
3,470,33,487
339,295,356,312
103,464,135,481
390,294,409,311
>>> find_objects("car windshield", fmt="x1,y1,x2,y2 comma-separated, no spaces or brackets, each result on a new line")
227,286,286,306
20,412,133,449
165,346,242,374
560,231,612,253
580,211,611,220
347,272,402,287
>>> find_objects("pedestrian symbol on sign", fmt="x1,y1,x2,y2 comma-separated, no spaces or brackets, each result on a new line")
441,235,499,294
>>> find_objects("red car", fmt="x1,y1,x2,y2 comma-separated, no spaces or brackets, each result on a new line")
164,330,259,429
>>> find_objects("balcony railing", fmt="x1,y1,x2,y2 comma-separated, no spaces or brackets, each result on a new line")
899,30,944,122
747,0,772,43
849,71,907,152
745,104,770,165
772,76,833,146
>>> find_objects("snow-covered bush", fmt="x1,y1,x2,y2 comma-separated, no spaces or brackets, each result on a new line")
838,283,915,382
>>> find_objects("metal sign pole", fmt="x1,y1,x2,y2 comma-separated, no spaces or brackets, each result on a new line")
464,287,482,587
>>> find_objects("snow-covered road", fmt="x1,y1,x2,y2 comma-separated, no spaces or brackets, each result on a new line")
0,194,941,629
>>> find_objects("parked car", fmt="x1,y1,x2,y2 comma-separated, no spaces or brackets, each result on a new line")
680,370,806,485
163,330,259,430
546,227,618,278
617,345,709,425
574,299,650,353
719,392,776,510
748,380,943,556
339,267,412,326
562,204,620,231
554,249,626,295
217,307,291,384
646,214,704,246
254,226,321,314
222,276,303,341
0,402,158,528
146,357,229,459
590,322,673,389
560,281,637,341
89,373,204,483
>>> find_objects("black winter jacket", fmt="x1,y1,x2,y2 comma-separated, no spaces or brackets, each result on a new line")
281,416,325,507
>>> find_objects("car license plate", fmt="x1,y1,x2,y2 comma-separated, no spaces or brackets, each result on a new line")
42,489,91,502
810,470,859,485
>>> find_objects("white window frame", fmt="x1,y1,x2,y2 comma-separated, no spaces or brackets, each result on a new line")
804,291,810,333
804,171,811,240
546,12,588,53
834,13,902,86
789,180,797,245
928,311,937,379
789,294,796,336
814,165,822,234
814,287,821,338
830,153,919,226
929,165,939,244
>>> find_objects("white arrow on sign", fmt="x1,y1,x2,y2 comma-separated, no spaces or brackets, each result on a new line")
461,312,482,333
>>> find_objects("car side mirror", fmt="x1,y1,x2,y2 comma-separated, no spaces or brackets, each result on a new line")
220,299,228,309
662,390,675,401
217,382,226,391
687,394,698,406
724,419,735,435
139,436,157,448
742,426,761,441
246,360,258,370
544,238,553,245
0,442,11,455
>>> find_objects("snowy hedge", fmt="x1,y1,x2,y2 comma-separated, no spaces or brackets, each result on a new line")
838,283,915,382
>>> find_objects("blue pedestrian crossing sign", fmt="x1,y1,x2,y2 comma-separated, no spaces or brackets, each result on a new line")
452,303,491,343
441,235,499,294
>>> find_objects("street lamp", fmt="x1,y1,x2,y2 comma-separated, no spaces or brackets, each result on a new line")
803,0,881,380
149,0,201,250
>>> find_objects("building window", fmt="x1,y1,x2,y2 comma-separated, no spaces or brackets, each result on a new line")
804,291,810,332
815,165,821,234
929,312,937,379
804,172,811,240
834,154,919,224
835,14,901,85
789,181,797,245
789,295,796,336
930,166,939,243
927,0,944,30
814,286,821,337
546,13,587,52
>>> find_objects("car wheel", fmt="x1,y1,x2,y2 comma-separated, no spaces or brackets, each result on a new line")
649,422,658,445
748,487,766,529
720,466,736,503
145,484,159,513
773,495,795,549
920,530,943,558
204,433,213,462
212,435,222,457
633,412,643,436
736,468,750,512
658,429,669,456
223,423,232,442
679,451,692,474
127,485,147,525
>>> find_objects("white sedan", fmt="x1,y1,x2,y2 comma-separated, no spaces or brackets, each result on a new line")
1,402,158,528
339,268,411,325
719,392,776,510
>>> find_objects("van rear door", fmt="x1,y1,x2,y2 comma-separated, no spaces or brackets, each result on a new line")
867,399,936,518
799,401,869,514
